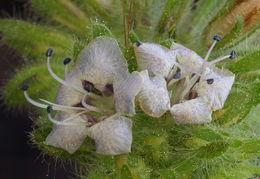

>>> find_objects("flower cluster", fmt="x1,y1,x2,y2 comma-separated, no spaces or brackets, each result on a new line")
22,36,235,155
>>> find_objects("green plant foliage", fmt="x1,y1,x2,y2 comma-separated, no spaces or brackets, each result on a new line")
0,19,73,59
1,0,260,178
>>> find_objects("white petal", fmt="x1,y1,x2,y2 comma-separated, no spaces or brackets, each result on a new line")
134,42,176,77
197,67,235,110
55,69,83,106
76,37,128,92
114,71,144,115
138,70,171,117
88,114,133,155
170,97,212,124
171,42,204,74
45,112,88,154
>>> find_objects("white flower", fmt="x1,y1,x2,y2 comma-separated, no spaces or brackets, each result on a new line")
134,35,236,124
23,37,142,154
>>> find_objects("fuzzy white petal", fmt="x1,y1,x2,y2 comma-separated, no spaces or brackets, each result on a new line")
114,71,144,115
45,112,88,154
170,97,212,124
197,67,235,110
134,42,176,77
88,114,133,155
171,42,203,74
76,36,128,92
138,70,171,117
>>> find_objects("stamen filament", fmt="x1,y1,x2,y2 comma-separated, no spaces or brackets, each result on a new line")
65,65,68,79
47,113,86,126
24,91,47,109
39,98,86,111
24,91,71,111
63,57,72,80
208,55,230,66
204,40,217,62
179,75,200,101
47,56,85,94
63,111,88,122
81,94,103,113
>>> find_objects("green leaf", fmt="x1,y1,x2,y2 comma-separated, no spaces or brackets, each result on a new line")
191,128,223,142
216,16,244,48
4,64,64,106
121,165,133,179
0,19,73,60
129,31,139,44
92,23,114,38
160,39,174,49
175,0,228,52
197,141,229,159
229,51,260,73
31,0,91,37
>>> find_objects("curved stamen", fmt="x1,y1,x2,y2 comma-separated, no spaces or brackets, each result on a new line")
64,57,72,80
47,106,87,126
24,90,48,109
39,98,86,111
22,85,80,112
81,94,103,113
46,48,85,94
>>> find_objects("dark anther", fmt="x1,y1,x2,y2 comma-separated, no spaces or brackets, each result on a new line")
213,35,222,42
46,48,53,57
84,86,92,92
63,57,72,65
229,50,236,59
173,71,181,79
136,41,142,47
21,84,29,91
47,105,53,113
207,78,214,85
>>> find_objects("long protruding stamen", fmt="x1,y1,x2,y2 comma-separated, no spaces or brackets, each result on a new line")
39,98,86,111
64,57,72,80
208,50,237,66
22,85,81,112
204,35,222,61
47,106,87,126
203,35,222,68
24,90,48,109
81,94,103,113
46,48,85,94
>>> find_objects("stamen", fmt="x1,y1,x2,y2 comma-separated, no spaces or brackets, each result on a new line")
204,35,222,62
81,94,103,113
136,41,142,47
230,50,236,59
173,71,181,79
46,48,85,94
39,98,86,111
63,57,72,79
207,50,236,66
22,84,82,112
47,106,87,126
24,90,48,109
206,78,214,85
179,75,199,101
